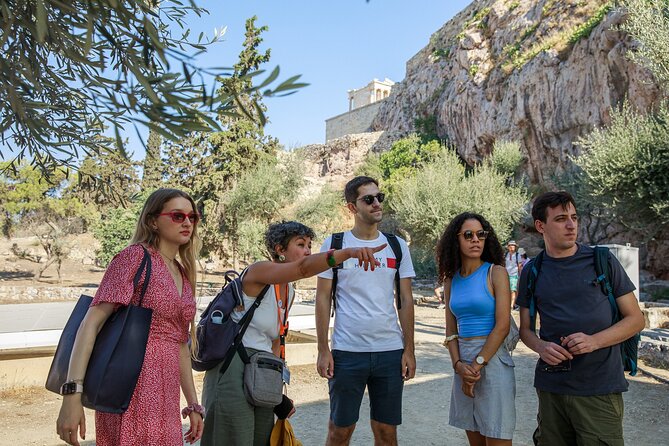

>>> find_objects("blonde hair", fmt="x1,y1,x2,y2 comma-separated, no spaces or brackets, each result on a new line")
130,188,201,346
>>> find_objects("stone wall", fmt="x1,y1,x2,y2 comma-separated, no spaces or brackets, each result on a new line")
0,286,97,303
325,102,384,142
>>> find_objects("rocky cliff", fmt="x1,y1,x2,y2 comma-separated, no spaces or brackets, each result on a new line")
371,0,664,182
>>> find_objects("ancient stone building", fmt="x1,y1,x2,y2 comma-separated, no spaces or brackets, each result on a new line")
325,78,395,142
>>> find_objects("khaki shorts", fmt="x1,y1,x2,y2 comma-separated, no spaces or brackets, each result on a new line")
533,390,624,446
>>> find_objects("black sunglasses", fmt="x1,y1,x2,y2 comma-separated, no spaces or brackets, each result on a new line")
356,193,385,205
457,230,489,241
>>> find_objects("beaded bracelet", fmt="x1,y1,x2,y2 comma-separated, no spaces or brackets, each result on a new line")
181,403,206,419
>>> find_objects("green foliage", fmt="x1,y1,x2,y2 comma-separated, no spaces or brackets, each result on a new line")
508,1,520,11
456,7,492,40
469,65,479,76
217,159,303,264
489,140,524,178
0,1,305,179
66,147,139,210
575,102,669,238
379,135,444,181
142,129,164,190
414,115,440,143
93,205,141,266
0,162,99,237
622,0,669,87
354,152,385,182
391,151,528,248
568,3,613,45
431,48,450,60
521,23,540,41
410,246,437,279
295,186,346,239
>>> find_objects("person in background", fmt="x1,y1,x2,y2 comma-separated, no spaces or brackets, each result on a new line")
57,188,204,446
437,211,516,445
505,240,522,310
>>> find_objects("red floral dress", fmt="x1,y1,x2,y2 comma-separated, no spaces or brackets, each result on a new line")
91,244,196,446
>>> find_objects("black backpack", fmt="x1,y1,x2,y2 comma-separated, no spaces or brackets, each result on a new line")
526,246,640,376
329,232,403,315
191,270,269,373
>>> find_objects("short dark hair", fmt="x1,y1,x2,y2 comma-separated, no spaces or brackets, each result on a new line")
344,176,379,203
532,191,577,223
435,212,505,282
265,221,316,261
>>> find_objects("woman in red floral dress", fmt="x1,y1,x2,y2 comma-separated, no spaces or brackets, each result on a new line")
57,189,205,446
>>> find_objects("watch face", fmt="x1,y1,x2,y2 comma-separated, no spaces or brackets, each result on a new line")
476,356,485,365
61,382,77,395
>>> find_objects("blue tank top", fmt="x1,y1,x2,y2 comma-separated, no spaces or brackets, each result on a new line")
449,262,496,338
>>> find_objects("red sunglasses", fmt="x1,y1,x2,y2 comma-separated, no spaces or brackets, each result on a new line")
157,211,200,224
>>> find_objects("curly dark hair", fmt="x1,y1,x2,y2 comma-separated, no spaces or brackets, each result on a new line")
436,212,505,282
265,221,316,261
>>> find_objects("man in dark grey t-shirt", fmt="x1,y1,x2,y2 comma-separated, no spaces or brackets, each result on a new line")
517,191,644,446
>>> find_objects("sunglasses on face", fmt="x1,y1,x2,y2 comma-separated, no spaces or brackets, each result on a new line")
457,230,489,241
357,193,385,205
157,211,200,224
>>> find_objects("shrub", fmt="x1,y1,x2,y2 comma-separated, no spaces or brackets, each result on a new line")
575,102,669,238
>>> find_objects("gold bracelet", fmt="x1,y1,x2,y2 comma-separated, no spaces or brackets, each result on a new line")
444,334,459,344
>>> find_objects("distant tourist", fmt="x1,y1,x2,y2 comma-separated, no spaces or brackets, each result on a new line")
518,248,530,268
435,283,446,309
517,191,644,445
436,212,516,445
315,176,416,446
200,221,385,446
57,188,205,445
505,240,522,309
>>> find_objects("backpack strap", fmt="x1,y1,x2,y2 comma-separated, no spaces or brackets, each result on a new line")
329,233,344,316
382,232,403,310
526,250,545,333
218,283,271,374
594,246,619,322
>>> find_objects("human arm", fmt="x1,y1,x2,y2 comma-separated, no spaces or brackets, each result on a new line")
398,278,416,380
56,302,115,446
243,245,386,296
315,277,334,378
561,292,644,354
179,343,203,444
519,307,573,365
470,265,511,374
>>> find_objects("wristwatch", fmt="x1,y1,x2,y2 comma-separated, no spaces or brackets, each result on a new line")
60,381,84,395
475,355,488,367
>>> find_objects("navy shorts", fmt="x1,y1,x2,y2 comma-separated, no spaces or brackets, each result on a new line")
328,349,404,427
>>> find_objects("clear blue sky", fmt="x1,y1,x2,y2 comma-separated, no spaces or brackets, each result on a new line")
131,0,472,158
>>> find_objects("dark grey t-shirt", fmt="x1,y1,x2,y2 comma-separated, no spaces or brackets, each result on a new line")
517,244,636,396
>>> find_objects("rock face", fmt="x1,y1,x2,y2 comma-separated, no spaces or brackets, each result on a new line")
371,0,665,182
294,131,401,197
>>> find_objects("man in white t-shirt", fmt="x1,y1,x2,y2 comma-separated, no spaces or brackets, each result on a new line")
315,176,416,446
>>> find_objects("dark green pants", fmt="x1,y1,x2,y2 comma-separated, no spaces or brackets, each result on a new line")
533,390,624,446
201,349,274,446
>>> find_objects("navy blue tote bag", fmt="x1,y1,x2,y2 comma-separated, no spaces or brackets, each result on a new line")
45,246,153,413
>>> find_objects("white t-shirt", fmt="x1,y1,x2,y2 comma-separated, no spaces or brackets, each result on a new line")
231,283,294,353
318,231,415,352
505,252,521,276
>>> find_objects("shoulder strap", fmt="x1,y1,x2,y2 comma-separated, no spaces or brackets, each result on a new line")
219,283,271,374
329,233,344,316
594,246,619,323
382,232,402,310
527,250,545,332
134,246,152,307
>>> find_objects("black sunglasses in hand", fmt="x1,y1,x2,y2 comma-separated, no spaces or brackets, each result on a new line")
357,193,385,205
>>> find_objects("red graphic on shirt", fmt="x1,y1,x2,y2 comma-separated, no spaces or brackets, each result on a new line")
387,257,397,269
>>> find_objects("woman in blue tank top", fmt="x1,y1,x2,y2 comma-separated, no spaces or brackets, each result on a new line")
436,212,516,445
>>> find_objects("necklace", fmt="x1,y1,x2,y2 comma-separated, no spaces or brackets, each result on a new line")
158,251,177,265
